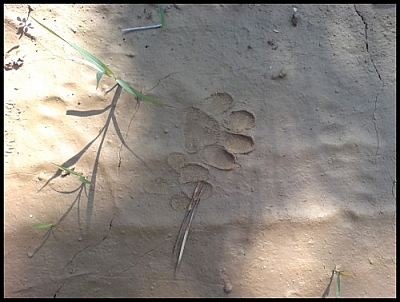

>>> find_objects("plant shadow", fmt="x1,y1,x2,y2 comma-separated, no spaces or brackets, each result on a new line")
321,269,336,298
28,183,87,258
32,84,152,256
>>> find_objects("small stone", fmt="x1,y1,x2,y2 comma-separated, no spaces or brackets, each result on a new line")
37,172,45,181
164,129,169,133
224,282,233,293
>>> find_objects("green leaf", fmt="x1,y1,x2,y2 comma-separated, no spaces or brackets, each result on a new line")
53,163,80,176
79,175,92,185
96,71,104,89
116,78,163,106
339,271,352,277
31,16,114,79
68,42,114,78
158,5,166,28
335,272,341,298
52,163,91,184
32,223,54,229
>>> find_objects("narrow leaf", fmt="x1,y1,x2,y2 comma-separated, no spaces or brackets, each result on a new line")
158,5,166,28
79,175,92,185
52,163,80,176
31,16,114,78
67,42,114,77
96,71,104,89
339,271,352,277
335,272,341,298
31,16,67,43
116,78,163,106
52,163,91,184
32,223,53,229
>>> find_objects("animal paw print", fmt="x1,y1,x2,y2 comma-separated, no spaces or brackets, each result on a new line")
167,92,256,211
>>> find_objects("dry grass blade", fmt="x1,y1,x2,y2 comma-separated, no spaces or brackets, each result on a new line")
173,181,205,275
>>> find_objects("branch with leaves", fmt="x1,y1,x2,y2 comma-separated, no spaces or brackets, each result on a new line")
31,10,163,106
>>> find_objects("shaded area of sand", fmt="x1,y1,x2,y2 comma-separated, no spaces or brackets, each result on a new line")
4,4,396,297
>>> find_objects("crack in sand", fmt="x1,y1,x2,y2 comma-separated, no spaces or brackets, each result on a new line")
102,215,115,241
111,243,163,276
354,5,384,162
63,245,91,271
63,215,115,271
53,279,66,298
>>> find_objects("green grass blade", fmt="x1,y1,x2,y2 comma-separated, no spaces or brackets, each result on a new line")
52,163,80,176
116,78,163,106
96,71,104,89
32,223,54,229
158,5,166,28
52,163,91,184
31,16,67,44
31,16,114,78
79,175,92,185
339,271,352,277
335,272,341,298
67,42,114,77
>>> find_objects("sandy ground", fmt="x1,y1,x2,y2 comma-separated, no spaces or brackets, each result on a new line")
4,4,396,297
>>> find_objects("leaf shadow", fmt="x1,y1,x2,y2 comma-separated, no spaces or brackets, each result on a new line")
321,269,336,298
29,183,87,258
33,84,154,256
66,104,112,117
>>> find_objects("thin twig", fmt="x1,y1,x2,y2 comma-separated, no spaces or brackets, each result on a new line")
173,181,205,276
122,24,162,34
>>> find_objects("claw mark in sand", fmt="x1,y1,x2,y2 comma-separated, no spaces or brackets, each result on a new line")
54,279,66,298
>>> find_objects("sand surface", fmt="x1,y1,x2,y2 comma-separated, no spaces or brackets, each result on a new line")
4,4,396,297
